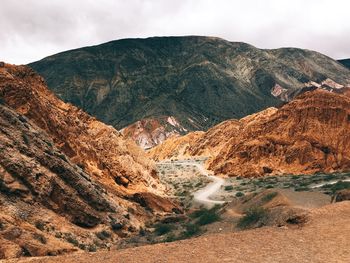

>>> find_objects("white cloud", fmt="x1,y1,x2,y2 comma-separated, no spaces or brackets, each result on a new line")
0,0,349,64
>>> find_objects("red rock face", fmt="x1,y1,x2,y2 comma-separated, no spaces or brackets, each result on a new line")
0,63,180,259
208,90,350,177
0,64,161,194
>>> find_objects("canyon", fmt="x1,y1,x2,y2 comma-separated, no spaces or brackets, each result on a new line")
1,37,350,263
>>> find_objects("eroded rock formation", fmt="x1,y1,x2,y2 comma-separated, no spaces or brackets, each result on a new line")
150,90,350,177
0,64,179,259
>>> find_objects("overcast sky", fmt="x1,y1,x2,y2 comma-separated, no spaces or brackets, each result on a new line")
1,0,349,64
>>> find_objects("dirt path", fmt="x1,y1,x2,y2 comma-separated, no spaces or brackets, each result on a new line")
311,178,350,188
161,159,226,207
193,175,226,207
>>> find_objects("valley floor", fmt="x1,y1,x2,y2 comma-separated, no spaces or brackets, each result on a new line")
4,201,350,263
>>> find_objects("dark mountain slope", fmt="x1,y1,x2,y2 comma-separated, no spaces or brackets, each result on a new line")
338,58,350,69
29,36,350,133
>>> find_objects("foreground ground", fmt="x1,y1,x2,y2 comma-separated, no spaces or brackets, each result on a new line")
4,201,349,263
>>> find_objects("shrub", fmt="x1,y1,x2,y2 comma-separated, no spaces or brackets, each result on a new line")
189,206,221,226
224,185,234,191
235,192,244,197
111,222,123,231
237,207,268,229
95,230,111,240
323,175,336,181
295,187,310,192
66,236,79,246
154,223,174,236
182,223,201,238
88,244,97,252
78,243,87,250
322,181,350,193
262,192,278,202
22,134,30,145
34,220,46,231
164,233,178,242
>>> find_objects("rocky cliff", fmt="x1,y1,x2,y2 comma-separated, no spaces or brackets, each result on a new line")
149,90,350,177
0,63,179,259
29,36,350,145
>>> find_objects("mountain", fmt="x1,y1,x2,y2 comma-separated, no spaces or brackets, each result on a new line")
338,58,350,69
149,90,350,177
29,36,350,147
0,63,179,259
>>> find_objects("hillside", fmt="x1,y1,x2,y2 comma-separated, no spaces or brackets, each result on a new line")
6,201,350,263
149,90,350,177
29,36,350,147
0,63,179,259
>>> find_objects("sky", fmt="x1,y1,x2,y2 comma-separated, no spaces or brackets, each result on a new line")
1,0,349,64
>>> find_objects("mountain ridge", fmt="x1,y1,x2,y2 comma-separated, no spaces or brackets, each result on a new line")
29,36,350,147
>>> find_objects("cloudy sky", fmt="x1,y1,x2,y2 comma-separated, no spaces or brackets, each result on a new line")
1,0,349,64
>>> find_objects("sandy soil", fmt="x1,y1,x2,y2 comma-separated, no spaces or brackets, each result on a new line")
5,201,350,263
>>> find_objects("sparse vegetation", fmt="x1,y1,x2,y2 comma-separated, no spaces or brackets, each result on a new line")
22,133,30,145
322,181,350,194
190,206,221,226
235,192,244,197
182,223,201,238
262,192,278,202
154,223,174,236
95,230,111,240
87,244,97,252
66,236,79,246
224,185,234,191
237,207,268,229
34,220,46,231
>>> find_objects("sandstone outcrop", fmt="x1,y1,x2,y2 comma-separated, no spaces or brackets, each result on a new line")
0,64,179,259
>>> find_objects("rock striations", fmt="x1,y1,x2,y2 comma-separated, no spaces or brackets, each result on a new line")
0,63,179,259
149,90,350,177
121,116,188,149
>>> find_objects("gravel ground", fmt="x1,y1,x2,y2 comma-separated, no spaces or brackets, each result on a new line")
6,201,350,263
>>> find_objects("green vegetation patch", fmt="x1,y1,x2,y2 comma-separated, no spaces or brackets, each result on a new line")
154,223,175,236
237,207,268,229
224,185,234,191
189,205,221,225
